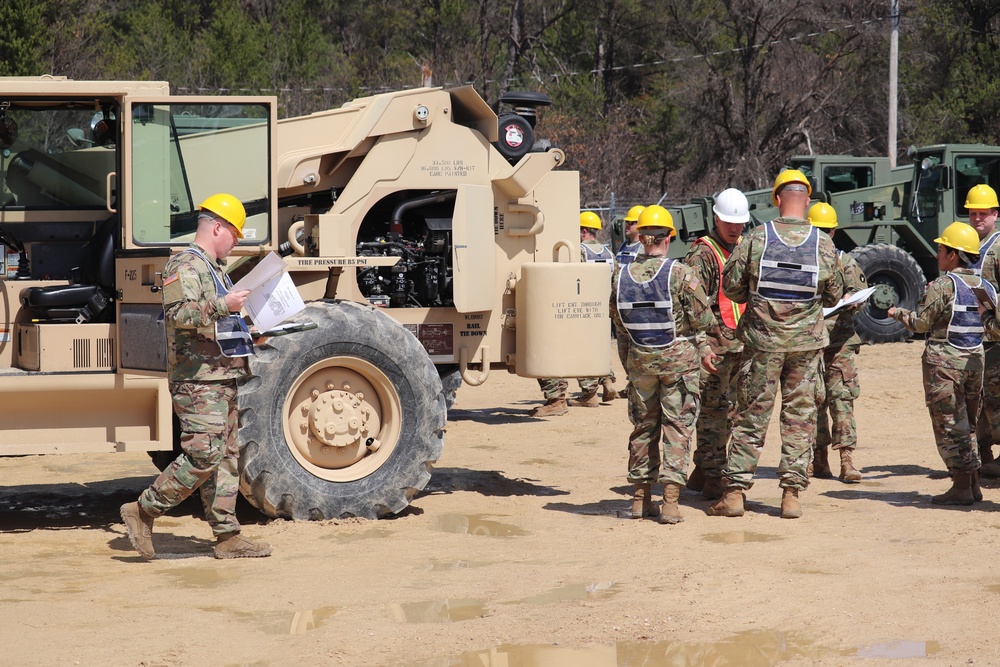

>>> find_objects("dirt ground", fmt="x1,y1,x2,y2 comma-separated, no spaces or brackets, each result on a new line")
3,340,1000,666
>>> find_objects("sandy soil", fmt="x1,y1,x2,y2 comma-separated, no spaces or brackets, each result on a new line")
2,340,999,667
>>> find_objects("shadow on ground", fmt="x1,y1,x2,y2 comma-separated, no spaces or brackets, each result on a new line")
0,477,268,532
423,468,569,498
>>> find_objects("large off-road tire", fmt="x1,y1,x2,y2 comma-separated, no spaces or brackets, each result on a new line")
849,243,926,344
238,300,446,520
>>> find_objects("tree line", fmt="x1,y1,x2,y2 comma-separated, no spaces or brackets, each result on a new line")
1,0,996,206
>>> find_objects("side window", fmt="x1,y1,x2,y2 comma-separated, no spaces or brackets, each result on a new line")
823,166,874,194
130,102,271,245
955,155,1000,217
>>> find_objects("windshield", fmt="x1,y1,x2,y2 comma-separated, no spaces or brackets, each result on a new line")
0,100,118,209
130,102,270,245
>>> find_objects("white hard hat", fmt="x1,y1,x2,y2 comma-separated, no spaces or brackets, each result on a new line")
712,188,750,224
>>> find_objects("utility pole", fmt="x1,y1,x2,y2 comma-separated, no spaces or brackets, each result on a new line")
888,0,899,167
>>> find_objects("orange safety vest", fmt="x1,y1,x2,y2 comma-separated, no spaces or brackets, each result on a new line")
694,235,745,329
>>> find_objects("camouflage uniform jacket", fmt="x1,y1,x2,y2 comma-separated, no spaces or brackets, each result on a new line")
611,253,714,376
683,230,743,356
979,230,1000,342
825,250,866,348
893,268,983,371
162,242,248,382
722,216,843,352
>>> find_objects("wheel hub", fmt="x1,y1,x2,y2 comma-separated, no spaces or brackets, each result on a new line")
287,378,383,470
870,282,897,309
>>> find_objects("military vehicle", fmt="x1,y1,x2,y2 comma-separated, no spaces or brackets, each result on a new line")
611,147,999,344
0,77,610,520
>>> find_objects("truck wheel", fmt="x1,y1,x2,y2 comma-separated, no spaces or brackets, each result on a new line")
437,365,462,410
238,300,446,520
849,243,926,344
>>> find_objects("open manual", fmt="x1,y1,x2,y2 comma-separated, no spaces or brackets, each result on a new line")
822,286,877,318
230,252,306,332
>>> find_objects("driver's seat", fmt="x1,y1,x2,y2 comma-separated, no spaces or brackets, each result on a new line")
19,217,118,323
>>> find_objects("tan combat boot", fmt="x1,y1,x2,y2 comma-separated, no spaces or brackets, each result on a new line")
214,533,273,559
120,502,156,559
780,488,803,519
839,448,862,483
811,447,833,478
568,391,600,408
659,483,684,524
686,465,706,492
601,378,618,403
972,470,983,503
529,398,568,417
701,475,724,500
980,459,1000,478
932,471,974,505
707,484,745,517
630,483,660,519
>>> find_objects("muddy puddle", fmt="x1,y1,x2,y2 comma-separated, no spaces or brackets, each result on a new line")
431,514,529,537
702,531,784,544
386,631,940,666
387,598,487,623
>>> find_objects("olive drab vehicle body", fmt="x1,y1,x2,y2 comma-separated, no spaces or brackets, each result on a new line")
0,77,609,520
619,148,997,343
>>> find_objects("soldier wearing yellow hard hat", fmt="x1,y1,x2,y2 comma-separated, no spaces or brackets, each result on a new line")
806,202,865,482
120,193,273,561
613,205,649,404
961,184,1000,476
616,205,646,267
611,203,714,524
890,221,997,506
709,170,843,520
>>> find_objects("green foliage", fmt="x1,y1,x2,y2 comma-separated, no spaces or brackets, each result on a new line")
0,0,48,76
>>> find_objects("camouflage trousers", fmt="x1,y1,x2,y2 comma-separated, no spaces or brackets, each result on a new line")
139,380,241,536
626,367,701,486
816,343,860,451
975,344,1000,447
724,348,822,491
924,359,982,473
692,350,741,478
538,372,615,399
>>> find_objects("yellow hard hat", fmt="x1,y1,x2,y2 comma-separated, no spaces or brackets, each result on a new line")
771,168,812,206
199,193,247,238
935,221,981,255
636,205,676,237
965,184,999,210
807,202,838,229
623,205,646,222
580,210,603,230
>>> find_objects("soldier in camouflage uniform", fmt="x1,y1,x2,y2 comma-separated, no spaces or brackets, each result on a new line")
962,185,1000,476
121,194,272,559
708,170,843,519
531,211,619,416
807,203,866,483
611,205,714,524
614,205,647,404
683,188,748,500
890,222,996,505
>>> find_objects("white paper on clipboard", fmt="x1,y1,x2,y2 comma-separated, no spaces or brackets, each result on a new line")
823,286,877,317
230,252,305,331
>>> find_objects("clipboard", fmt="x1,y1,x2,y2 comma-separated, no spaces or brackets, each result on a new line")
973,286,997,311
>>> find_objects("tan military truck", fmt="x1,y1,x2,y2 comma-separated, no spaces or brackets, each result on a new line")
0,77,610,520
